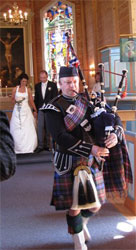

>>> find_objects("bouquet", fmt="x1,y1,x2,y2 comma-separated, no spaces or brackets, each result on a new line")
15,97,25,104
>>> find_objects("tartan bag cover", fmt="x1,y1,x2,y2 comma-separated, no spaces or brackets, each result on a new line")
88,155,106,204
64,95,88,131
91,166,106,204
103,135,133,201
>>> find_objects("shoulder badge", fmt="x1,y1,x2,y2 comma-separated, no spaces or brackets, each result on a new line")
66,104,77,114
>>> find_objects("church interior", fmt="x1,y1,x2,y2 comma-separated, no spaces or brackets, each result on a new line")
0,0,136,249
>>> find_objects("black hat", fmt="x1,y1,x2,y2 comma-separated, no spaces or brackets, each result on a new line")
59,66,78,79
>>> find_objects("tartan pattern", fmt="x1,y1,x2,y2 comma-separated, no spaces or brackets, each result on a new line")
51,135,132,210
64,96,87,131
91,166,106,204
121,135,133,184
51,156,88,210
51,170,73,210
51,156,105,210
103,136,133,198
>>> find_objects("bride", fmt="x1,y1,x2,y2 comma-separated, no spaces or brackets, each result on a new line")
10,73,38,154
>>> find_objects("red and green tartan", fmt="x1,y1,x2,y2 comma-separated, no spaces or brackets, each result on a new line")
64,96,87,131
91,166,106,204
51,156,87,210
51,156,106,210
103,136,133,199
51,135,133,210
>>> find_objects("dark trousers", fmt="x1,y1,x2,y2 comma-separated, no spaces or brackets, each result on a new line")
37,110,50,149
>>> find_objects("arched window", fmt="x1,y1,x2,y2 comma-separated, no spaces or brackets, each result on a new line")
41,1,75,82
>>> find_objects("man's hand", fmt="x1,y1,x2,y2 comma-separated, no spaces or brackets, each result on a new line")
105,133,118,148
91,145,109,161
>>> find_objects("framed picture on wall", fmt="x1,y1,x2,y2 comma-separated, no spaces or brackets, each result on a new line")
0,27,25,88
120,37,136,62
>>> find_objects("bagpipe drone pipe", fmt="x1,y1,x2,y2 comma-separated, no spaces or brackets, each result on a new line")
65,32,126,148
87,64,127,148
65,32,133,199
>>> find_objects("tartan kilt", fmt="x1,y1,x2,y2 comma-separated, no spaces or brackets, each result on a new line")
103,137,133,200
51,156,106,210
50,170,73,210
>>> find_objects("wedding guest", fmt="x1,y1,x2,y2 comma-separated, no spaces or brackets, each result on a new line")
34,70,58,153
10,73,37,154
92,72,101,93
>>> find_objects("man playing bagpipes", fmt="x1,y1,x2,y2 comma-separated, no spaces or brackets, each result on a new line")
41,65,132,250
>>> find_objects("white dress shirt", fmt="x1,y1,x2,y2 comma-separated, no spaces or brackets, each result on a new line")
92,82,101,93
41,81,48,99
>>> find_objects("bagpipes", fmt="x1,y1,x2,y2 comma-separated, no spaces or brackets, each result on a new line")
65,32,127,147
89,64,127,146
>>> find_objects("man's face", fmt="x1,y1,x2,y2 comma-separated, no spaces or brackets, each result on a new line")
40,72,48,83
59,76,79,97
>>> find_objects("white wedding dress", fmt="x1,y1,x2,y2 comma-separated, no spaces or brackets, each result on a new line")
10,86,38,154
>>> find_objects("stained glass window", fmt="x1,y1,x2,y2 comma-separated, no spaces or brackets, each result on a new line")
43,1,74,82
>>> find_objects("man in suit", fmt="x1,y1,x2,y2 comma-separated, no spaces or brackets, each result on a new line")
34,70,58,153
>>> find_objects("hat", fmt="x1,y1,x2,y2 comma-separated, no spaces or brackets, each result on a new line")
59,66,78,79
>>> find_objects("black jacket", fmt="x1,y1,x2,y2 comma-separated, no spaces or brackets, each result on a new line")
34,80,58,110
45,94,123,156
0,111,16,181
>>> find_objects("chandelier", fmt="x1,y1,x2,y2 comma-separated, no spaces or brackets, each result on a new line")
3,2,28,25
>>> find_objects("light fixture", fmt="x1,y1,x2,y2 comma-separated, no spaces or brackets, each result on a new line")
3,2,28,25
89,64,95,77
